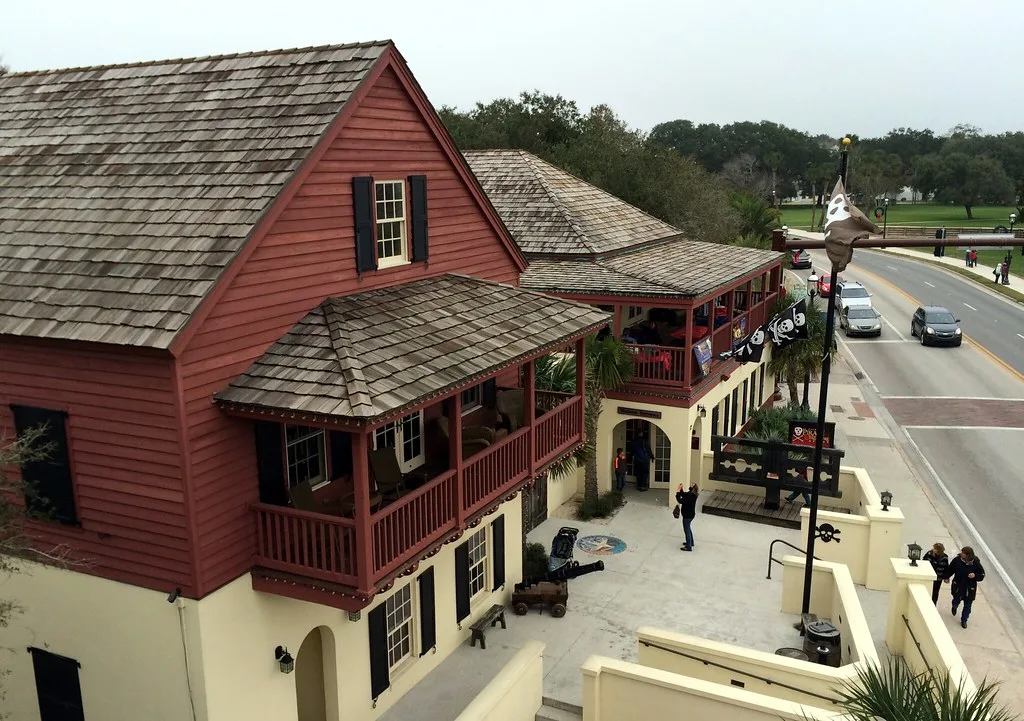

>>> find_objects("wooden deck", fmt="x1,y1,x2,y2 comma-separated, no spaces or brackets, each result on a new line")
702,489,850,529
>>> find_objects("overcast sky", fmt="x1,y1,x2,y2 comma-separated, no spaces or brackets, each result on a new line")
3,0,1020,138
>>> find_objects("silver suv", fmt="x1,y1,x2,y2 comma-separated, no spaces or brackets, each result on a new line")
835,281,872,313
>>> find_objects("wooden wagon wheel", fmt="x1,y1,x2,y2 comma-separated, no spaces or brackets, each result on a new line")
551,603,567,618
513,602,530,616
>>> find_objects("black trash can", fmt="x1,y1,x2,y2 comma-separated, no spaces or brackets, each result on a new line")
802,620,841,667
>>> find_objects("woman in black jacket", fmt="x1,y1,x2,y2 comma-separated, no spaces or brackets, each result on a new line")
923,542,949,605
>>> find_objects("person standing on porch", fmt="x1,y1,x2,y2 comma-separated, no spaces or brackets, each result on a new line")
923,542,949,605
676,483,699,551
630,432,654,491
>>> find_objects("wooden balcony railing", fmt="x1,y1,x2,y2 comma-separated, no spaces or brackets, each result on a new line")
464,428,531,516
371,469,458,579
625,344,687,385
253,503,358,586
535,395,583,466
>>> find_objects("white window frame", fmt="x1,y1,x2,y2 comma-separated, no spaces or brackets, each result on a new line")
285,425,328,490
460,384,482,415
373,410,424,474
467,528,489,603
374,180,409,269
385,583,416,673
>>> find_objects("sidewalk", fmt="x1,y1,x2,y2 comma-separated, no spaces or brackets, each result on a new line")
882,245,1021,285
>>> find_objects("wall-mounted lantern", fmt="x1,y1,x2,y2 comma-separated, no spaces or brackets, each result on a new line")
274,646,295,674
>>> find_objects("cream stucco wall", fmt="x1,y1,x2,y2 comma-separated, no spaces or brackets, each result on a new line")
2,497,523,721
453,640,544,721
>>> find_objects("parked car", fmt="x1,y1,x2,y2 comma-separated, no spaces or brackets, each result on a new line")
835,281,873,313
910,306,962,347
817,273,844,298
839,306,881,337
791,249,812,269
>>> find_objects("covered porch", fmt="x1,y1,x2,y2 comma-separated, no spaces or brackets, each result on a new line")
215,274,608,609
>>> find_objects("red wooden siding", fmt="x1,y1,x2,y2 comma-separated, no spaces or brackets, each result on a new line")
0,340,192,593
178,64,522,596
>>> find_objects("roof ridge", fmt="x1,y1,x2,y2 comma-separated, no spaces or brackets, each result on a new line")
322,298,374,416
518,150,601,254
588,257,681,295
3,39,393,78
442,271,603,312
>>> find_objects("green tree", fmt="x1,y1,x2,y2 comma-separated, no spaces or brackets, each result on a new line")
534,336,634,506
765,293,834,405
836,659,1018,721
912,152,1015,219
731,193,781,242
848,150,905,207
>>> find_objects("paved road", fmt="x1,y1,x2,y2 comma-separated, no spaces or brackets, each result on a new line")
841,249,1024,376
798,249,1024,606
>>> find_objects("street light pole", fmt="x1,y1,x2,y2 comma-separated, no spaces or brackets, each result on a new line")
800,136,851,619
882,197,889,239
802,275,819,410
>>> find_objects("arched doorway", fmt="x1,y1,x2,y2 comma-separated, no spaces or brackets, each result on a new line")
612,419,673,490
295,626,338,721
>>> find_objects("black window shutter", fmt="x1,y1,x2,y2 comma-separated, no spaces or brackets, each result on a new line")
328,430,353,480
29,647,84,721
353,176,377,273
482,379,497,409
11,405,76,525
455,541,471,623
408,174,428,262
491,515,505,591
712,405,720,436
368,603,390,699
254,422,287,505
417,567,436,656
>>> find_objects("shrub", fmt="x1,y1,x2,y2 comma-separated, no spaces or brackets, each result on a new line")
577,490,625,520
746,402,816,440
523,542,549,580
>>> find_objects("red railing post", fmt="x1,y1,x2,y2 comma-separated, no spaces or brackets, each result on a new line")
450,392,465,524
525,359,537,476
352,430,374,593
683,305,694,390
575,338,586,443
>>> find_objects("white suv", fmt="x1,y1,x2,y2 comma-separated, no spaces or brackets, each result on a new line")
835,281,873,313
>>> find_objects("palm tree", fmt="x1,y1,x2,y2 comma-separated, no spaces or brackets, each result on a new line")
835,659,1018,721
765,292,834,405
731,192,782,243
534,335,634,506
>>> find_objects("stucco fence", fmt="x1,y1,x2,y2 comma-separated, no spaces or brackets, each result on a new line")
454,641,545,721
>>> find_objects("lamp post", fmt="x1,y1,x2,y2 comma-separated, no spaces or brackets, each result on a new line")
800,136,852,620
802,272,819,410
1011,213,1020,256
882,197,890,239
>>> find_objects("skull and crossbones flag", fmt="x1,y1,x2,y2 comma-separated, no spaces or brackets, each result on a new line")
765,297,810,350
824,179,879,271
733,324,767,363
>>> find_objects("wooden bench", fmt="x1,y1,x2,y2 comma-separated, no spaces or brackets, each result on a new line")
469,604,507,649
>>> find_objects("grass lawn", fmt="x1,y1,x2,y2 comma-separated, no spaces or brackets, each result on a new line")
780,203,1019,231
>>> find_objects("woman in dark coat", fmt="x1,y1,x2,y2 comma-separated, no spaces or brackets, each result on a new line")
923,542,949,605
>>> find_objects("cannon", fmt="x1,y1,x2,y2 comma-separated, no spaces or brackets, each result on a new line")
511,560,605,618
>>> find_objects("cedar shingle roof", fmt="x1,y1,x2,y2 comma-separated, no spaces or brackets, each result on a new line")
0,41,391,348
463,149,681,256
520,238,782,298
215,274,609,421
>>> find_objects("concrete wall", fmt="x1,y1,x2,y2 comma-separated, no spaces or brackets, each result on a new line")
581,655,840,721
902,584,975,693
779,556,877,666
3,497,523,721
549,464,582,515
453,641,544,721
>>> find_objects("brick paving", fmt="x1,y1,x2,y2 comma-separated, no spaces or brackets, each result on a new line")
884,398,1024,428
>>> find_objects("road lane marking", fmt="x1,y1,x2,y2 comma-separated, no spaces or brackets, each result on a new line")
964,303,977,311
847,263,1024,383
881,316,907,340
902,430,1024,614
886,265,898,271
881,395,1024,401
844,339,913,344
904,425,1023,431
924,281,936,287
1017,333,1023,340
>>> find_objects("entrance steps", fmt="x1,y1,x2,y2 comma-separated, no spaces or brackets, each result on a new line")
536,697,583,721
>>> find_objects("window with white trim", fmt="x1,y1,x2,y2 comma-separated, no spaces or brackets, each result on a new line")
285,425,326,488
373,410,424,473
375,180,407,267
467,528,488,601
460,385,482,414
385,583,414,671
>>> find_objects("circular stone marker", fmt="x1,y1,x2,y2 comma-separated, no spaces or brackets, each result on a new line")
576,535,626,555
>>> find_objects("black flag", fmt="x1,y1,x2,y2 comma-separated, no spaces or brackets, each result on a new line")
765,298,809,350
733,324,767,363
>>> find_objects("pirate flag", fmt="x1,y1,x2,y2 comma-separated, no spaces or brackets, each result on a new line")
824,179,879,271
733,324,767,363
765,297,809,350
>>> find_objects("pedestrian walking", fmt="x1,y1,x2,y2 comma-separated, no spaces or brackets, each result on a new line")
630,432,654,491
613,448,627,492
1001,261,1009,285
994,263,1002,284
785,467,812,505
923,542,949,605
676,483,699,551
970,249,977,267
944,546,986,628
964,248,971,267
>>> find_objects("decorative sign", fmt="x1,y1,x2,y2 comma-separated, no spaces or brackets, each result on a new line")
692,338,712,379
576,535,627,556
617,407,662,420
815,523,842,543
789,420,835,449
731,316,748,350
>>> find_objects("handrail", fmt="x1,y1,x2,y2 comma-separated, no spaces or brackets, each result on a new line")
251,501,357,526
370,469,456,522
901,614,932,673
766,538,820,580
638,640,839,704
